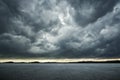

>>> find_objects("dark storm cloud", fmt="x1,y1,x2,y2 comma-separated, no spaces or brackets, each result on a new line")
0,0,120,58
0,0,11,34
67,0,119,26
0,0,21,32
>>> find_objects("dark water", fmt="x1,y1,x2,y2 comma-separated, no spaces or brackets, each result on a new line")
0,64,120,80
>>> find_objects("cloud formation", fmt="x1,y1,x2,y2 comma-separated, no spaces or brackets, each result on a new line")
0,0,120,58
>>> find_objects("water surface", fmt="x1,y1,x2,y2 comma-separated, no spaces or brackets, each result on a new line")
0,63,120,80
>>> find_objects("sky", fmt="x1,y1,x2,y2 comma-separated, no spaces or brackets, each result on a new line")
0,0,120,59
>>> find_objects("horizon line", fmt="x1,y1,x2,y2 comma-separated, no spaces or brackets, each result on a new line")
0,58,120,63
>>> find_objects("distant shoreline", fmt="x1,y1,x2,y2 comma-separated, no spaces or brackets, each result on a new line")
1,60,120,64
0,58,120,64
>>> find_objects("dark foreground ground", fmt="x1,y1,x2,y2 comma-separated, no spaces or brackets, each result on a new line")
0,63,120,80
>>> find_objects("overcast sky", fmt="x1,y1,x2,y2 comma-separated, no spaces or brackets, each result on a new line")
0,0,120,58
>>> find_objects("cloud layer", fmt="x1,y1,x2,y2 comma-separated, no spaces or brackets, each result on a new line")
0,0,120,58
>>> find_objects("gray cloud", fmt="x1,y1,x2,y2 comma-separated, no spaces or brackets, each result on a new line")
0,0,120,58
67,0,118,26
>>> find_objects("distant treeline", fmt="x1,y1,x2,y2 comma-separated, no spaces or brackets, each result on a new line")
1,60,120,64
